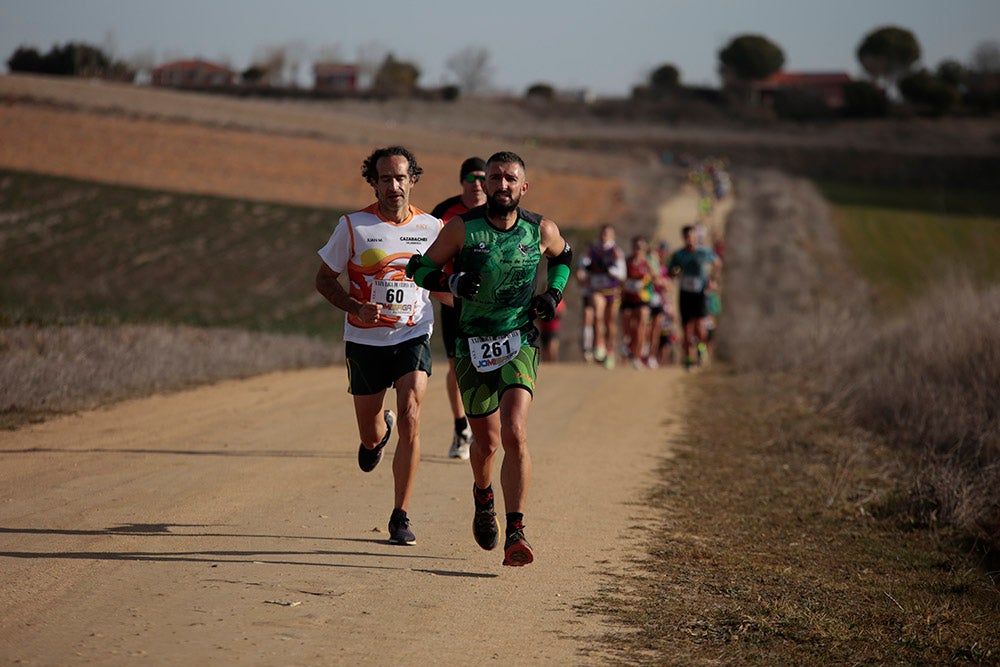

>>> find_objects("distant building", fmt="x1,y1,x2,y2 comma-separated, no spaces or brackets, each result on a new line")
752,71,853,109
151,59,236,89
557,87,596,104
313,63,359,95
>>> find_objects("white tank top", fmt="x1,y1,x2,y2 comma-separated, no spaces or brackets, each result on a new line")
318,203,443,346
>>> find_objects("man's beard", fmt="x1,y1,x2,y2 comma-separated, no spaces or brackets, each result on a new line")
487,190,520,216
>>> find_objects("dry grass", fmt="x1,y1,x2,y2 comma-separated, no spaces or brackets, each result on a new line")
715,170,1000,553
0,324,338,429
714,168,874,375
821,277,1000,546
584,371,1000,665
581,168,1000,664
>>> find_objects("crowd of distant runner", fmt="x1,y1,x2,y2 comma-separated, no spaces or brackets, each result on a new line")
546,157,730,370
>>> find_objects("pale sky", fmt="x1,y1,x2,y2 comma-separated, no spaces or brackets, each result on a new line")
1,0,997,96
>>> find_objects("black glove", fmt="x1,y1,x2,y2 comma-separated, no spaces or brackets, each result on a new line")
530,288,562,321
448,271,482,299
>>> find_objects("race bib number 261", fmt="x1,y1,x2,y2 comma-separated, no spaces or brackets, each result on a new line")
469,330,522,372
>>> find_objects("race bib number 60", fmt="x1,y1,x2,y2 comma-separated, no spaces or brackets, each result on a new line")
469,330,522,372
372,279,417,315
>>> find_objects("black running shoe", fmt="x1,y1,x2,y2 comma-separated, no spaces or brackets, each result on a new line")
387,508,416,545
502,522,534,567
472,485,500,551
358,410,395,472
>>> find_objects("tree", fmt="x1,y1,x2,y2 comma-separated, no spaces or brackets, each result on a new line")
371,53,420,97
445,46,493,96
856,26,921,91
718,34,785,84
355,41,386,90
970,40,1000,74
66,42,112,77
898,68,959,116
773,88,833,122
649,63,680,96
7,46,45,73
525,82,555,100
251,45,287,86
241,65,268,84
282,39,310,88
6,42,116,77
936,59,968,89
126,48,157,84
841,80,889,118
964,40,1000,113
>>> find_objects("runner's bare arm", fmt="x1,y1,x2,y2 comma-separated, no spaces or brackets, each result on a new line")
539,218,567,258
406,218,479,298
315,262,381,323
424,217,467,266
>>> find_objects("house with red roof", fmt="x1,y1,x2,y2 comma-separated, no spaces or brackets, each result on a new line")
752,71,853,109
313,63,359,95
151,59,236,89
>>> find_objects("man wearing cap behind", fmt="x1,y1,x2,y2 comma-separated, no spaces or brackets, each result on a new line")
430,157,487,461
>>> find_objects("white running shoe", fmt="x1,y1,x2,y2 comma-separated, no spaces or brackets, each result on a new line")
449,426,473,460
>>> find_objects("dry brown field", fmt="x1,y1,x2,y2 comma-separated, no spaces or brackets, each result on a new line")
0,74,646,228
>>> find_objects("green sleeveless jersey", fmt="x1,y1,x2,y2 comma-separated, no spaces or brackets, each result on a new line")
455,206,542,348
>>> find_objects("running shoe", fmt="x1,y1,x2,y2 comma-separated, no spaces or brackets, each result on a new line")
472,485,500,551
593,346,607,363
502,522,534,567
387,508,416,545
358,409,394,472
603,354,616,370
448,424,473,460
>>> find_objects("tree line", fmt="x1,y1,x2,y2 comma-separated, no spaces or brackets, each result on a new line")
6,25,999,118
695,26,999,118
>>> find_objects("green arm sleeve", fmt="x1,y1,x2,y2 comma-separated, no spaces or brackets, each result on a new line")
406,253,448,291
545,241,572,293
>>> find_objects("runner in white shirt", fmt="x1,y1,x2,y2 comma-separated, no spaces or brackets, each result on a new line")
315,146,449,546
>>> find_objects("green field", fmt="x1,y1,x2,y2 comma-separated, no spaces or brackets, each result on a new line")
1,169,349,339
818,181,1000,310
6,168,998,338
1,169,606,346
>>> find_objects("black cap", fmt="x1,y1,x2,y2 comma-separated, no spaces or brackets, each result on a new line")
460,157,486,179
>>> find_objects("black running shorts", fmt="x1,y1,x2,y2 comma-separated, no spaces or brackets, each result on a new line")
678,290,708,324
345,335,432,395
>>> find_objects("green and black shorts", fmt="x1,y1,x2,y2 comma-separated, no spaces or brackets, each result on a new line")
455,330,539,417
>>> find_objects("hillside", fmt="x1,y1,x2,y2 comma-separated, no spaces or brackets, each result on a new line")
0,74,642,227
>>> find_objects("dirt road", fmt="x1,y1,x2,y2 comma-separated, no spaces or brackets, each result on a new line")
0,361,686,665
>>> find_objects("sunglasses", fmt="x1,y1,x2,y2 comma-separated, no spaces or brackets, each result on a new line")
462,173,486,183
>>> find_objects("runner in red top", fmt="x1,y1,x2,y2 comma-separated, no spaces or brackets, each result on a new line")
429,157,487,460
